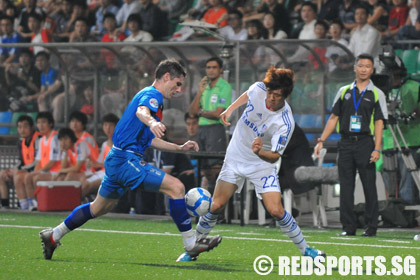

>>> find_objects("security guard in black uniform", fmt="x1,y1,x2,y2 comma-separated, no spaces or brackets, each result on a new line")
314,54,388,237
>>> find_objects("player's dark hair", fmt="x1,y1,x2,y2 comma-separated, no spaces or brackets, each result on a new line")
155,59,186,80
263,66,294,98
36,111,54,128
69,111,88,130
355,53,374,66
17,115,34,127
102,113,119,125
58,127,78,143
206,57,223,68
184,112,199,122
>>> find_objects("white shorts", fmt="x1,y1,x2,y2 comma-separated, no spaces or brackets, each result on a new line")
217,158,281,199
86,170,105,183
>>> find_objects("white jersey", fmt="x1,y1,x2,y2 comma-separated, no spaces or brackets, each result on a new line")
226,82,295,167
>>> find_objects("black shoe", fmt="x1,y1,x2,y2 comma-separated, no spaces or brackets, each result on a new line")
361,228,377,237
339,231,356,236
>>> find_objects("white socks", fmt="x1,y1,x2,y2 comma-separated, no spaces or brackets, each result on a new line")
181,229,196,251
52,222,70,243
195,212,218,239
278,211,308,255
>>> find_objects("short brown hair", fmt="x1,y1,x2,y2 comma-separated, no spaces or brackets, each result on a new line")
262,66,294,98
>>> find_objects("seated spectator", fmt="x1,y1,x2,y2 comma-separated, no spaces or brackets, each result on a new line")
348,5,381,58
33,51,63,112
325,20,351,73
253,0,290,36
115,0,142,32
367,0,389,32
0,115,41,209
18,0,45,40
81,113,119,199
55,128,94,181
308,20,329,69
24,111,61,211
124,13,153,42
4,48,41,111
80,85,94,122
28,12,51,55
139,0,168,40
318,0,341,22
338,0,361,33
4,4,19,31
290,2,317,39
382,0,409,39
101,13,127,69
69,110,99,160
91,0,119,38
69,17,98,42
201,0,227,28
397,9,420,41
218,9,248,40
50,0,73,42
263,11,287,39
246,18,267,40
1,15,23,65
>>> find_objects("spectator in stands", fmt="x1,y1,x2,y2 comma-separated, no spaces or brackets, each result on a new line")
325,20,351,73
263,11,287,39
51,77,83,123
247,0,290,36
187,0,210,20
156,0,190,22
367,0,389,32
201,0,228,28
92,0,119,38
397,7,420,41
185,112,199,142
290,1,317,39
246,18,267,40
0,115,41,209
33,51,63,112
28,12,51,55
1,15,23,65
406,0,419,27
124,13,153,42
81,113,119,199
80,85,94,122
4,48,41,112
24,111,61,211
69,17,98,42
115,0,142,31
382,0,409,38
348,5,381,58
0,0,9,17
101,13,127,69
338,0,361,33
139,0,168,40
218,9,248,40
317,0,341,22
18,0,45,40
308,20,329,69
55,128,94,182
5,4,19,31
50,0,73,42
69,110,99,161
188,57,232,194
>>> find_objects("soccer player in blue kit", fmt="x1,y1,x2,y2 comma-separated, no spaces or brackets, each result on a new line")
39,59,222,261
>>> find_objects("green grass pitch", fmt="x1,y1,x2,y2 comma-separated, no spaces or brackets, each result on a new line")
0,211,419,280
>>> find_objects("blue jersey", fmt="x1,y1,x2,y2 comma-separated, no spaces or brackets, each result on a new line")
112,86,164,154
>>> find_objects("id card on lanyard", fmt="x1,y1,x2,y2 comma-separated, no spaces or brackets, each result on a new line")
349,84,367,132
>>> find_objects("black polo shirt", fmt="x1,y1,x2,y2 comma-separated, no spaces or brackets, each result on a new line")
331,80,387,136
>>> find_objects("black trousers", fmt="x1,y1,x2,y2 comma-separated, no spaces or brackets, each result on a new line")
338,136,378,232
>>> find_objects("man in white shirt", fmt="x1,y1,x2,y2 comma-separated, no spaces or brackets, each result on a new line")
115,0,142,31
218,9,248,40
348,5,381,58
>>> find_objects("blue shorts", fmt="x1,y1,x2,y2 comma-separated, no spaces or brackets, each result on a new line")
98,148,165,199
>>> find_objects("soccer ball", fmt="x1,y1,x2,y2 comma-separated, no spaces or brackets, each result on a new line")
185,188,212,217
414,234,420,241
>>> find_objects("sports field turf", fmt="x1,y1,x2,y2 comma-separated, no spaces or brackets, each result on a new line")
0,211,419,279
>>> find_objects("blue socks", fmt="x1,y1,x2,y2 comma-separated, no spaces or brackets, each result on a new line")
168,198,192,232
64,203,94,230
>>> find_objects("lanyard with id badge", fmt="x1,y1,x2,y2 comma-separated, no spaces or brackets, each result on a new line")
350,85,367,132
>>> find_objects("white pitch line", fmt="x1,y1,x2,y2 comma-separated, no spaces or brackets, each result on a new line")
1,224,419,250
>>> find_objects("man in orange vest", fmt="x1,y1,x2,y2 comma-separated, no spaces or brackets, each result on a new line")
0,115,41,209
69,111,99,161
24,111,61,211
81,113,119,199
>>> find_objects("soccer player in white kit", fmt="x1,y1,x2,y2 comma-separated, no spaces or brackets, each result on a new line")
178,66,325,261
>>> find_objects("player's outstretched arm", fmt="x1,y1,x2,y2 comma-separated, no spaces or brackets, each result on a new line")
220,91,249,125
136,106,166,138
150,138,199,152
